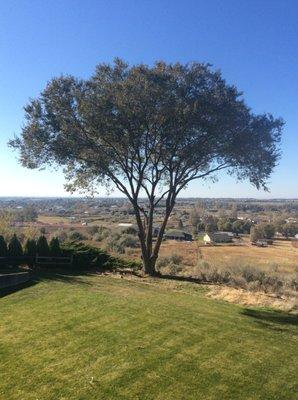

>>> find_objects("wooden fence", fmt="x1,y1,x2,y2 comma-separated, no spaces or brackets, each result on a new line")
0,255,73,267
35,255,73,266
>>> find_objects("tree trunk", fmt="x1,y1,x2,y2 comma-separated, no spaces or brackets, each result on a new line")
130,192,176,276
142,255,158,276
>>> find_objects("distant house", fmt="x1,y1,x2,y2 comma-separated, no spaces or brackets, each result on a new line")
118,224,160,237
118,223,133,227
252,240,268,247
164,230,193,241
286,217,297,224
225,232,235,238
204,232,233,244
295,234,298,239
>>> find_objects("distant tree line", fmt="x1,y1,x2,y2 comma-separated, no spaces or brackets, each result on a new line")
189,211,252,235
5,206,38,223
189,207,298,240
250,223,276,242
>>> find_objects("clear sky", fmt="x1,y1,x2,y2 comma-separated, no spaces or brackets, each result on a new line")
0,0,297,198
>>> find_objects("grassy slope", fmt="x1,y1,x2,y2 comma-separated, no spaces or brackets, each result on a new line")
0,273,297,400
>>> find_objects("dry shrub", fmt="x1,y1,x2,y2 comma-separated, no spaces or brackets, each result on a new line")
156,254,184,275
194,259,297,297
104,233,139,254
125,248,138,257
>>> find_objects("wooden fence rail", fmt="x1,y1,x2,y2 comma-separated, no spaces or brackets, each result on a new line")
0,255,73,267
35,255,73,266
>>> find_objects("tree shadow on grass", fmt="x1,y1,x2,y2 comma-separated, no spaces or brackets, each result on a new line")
157,272,206,284
148,272,298,331
0,268,105,298
241,308,298,332
0,279,39,299
34,268,98,286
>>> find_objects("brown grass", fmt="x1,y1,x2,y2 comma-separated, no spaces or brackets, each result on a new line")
207,285,297,312
158,239,298,275
37,215,72,224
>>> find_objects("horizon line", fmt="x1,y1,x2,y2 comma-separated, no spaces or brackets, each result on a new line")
0,196,297,201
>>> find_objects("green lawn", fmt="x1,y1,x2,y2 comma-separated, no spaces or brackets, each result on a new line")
0,272,297,400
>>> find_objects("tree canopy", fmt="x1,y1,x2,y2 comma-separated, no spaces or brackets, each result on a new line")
9,59,283,274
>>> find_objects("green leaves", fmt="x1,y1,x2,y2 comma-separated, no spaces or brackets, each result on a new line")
9,59,283,274
9,59,283,196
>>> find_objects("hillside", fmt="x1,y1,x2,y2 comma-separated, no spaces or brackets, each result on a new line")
0,273,297,400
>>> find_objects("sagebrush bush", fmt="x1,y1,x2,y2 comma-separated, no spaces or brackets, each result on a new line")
125,248,137,256
194,259,297,296
92,226,110,242
86,225,99,235
93,232,104,242
52,229,68,243
99,226,110,239
118,234,138,249
105,233,123,253
68,231,87,241
121,226,138,235
156,254,183,275
105,233,139,254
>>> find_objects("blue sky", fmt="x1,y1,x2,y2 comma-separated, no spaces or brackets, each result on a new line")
0,0,297,198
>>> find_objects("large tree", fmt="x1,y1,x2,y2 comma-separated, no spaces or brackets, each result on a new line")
9,59,283,275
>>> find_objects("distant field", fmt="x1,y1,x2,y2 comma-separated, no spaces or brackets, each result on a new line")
0,273,297,399
37,215,72,224
199,241,298,272
37,215,128,228
158,239,298,275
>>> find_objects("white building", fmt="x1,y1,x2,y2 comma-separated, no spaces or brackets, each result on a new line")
204,232,233,244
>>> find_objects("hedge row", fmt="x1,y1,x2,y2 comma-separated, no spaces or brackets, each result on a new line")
61,241,142,271
0,234,61,258
0,234,141,271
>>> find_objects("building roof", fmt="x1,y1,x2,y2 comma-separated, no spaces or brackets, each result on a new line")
218,231,234,237
165,229,191,238
118,223,133,227
204,232,232,239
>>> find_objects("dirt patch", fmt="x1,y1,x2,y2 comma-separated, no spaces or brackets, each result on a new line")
207,285,297,313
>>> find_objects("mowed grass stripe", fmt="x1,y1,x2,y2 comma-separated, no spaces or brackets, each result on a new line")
0,274,297,400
